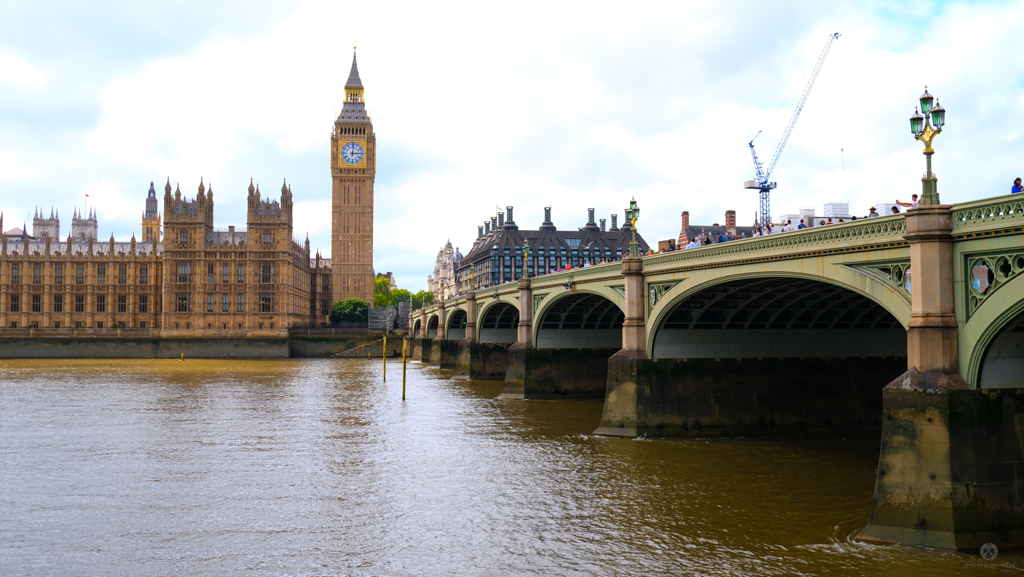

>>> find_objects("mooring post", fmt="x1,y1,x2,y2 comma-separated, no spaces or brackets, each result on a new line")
383,336,387,382
402,338,407,401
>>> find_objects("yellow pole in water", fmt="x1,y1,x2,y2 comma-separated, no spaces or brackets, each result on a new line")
383,336,387,382
402,338,407,401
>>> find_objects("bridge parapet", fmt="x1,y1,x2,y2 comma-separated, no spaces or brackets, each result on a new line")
952,193,1024,238
644,214,907,274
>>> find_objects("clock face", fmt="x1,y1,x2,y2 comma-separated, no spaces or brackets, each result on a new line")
341,141,364,164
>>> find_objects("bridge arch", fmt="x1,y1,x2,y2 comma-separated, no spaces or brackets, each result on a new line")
647,274,907,360
412,318,421,336
426,314,439,338
477,301,519,344
534,292,624,349
963,272,1024,387
446,308,466,340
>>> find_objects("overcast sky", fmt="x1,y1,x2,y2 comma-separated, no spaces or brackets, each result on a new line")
1,1,1019,290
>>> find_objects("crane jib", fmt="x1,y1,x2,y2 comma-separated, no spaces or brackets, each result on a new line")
748,32,841,228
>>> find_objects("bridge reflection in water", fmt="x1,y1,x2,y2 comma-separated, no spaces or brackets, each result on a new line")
415,194,1024,552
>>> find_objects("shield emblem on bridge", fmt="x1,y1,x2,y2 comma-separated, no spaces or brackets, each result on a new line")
972,264,990,294
649,288,657,306
904,269,912,293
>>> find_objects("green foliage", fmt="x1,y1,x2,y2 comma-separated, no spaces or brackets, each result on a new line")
373,293,390,308
374,276,392,299
410,290,434,310
390,288,412,304
329,298,369,323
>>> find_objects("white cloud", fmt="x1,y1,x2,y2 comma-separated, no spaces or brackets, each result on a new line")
0,53,46,87
4,1,1024,290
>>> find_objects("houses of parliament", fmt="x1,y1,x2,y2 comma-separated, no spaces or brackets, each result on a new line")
0,51,376,334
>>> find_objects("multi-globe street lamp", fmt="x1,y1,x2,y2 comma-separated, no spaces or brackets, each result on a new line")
469,264,476,291
909,86,946,205
624,197,640,257
522,239,531,278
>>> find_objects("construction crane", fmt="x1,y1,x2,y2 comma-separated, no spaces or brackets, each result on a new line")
746,32,840,229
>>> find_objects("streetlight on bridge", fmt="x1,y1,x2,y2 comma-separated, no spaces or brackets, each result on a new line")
909,86,946,205
624,197,640,257
522,239,531,278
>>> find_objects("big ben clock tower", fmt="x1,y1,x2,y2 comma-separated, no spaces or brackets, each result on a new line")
331,49,376,304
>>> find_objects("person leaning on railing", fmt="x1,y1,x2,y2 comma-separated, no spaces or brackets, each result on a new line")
1013,178,1023,194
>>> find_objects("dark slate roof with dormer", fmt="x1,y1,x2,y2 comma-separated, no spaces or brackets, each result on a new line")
205,230,248,245
458,210,650,276
172,199,199,216
254,200,281,217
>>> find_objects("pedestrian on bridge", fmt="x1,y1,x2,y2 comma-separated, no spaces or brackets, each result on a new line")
896,194,920,208
1013,178,1023,194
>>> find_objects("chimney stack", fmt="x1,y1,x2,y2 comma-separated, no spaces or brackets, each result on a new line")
540,206,556,231
498,211,504,228
588,208,595,224
477,225,483,239
485,221,491,234
491,216,498,232
725,210,736,231
610,214,619,231
681,211,690,229
504,206,518,230
600,218,606,232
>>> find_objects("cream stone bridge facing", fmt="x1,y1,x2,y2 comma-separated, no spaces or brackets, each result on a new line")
411,194,1024,552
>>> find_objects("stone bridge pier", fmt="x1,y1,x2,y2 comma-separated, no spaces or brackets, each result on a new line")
410,309,432,362
501,277,622,399
452,291,512,380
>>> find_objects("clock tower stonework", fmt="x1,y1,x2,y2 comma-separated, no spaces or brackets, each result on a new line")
331,50,376,305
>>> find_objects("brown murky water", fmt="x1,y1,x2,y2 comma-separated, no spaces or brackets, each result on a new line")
0,359,1017,576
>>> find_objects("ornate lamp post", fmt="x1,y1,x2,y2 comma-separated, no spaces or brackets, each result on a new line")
469,264,476,291
624,197,640,257
909,86,946,205
522,239,531,278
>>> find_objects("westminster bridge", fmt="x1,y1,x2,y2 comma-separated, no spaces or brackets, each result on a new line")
411,195,1024,552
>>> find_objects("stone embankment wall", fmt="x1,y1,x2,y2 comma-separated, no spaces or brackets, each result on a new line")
0,334,406,358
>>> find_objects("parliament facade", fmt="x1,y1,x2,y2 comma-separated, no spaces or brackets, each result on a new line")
0,51,376,335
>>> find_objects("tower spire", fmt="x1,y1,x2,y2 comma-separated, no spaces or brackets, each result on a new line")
346,49,362,90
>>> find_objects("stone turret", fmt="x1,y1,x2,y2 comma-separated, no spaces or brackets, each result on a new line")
71,207,98,240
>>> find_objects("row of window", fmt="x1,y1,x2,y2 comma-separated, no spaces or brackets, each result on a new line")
8,321,149,329
174,263,275,284
495,246,624,256
6,264,149,286
9,294,149,313
173,294,274,313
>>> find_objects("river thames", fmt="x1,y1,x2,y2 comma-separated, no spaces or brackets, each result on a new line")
0,359,1014,575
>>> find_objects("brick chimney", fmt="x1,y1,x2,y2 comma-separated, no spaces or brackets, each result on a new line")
725,210,736,233
678,211,690,246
